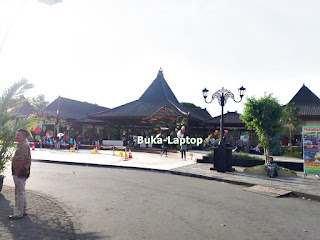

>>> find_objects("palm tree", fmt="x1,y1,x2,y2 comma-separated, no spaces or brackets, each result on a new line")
0,78,35,174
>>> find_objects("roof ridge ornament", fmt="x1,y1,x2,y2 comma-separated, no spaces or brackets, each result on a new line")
158,68,163,77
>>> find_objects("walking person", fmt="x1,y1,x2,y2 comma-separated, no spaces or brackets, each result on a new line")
161,136,168,157
180,143,187,160
9,129,31,220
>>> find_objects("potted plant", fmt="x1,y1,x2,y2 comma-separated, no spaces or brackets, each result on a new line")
0,79,37,192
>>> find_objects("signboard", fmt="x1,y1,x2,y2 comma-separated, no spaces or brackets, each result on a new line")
302,126,320,175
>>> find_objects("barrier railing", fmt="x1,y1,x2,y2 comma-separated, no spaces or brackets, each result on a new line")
29,142,129,160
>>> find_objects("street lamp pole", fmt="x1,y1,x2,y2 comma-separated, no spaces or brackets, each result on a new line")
202,86,246,172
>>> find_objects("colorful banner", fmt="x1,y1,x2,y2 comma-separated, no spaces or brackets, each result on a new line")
302,126,320,175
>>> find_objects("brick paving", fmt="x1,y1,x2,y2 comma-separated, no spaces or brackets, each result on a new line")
0,186,76,240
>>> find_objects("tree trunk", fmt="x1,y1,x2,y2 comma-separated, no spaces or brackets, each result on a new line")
264,135,270,163
289,128,292,153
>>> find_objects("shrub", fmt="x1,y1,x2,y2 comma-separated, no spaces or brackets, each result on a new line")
232,152,261,160
206,151,261,160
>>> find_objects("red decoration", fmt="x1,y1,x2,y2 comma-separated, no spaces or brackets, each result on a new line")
169,117,177,121
151,118,157,121
140,121,147,124
34,127,42,135
214,130,218,135
160,109,169,113
155,116,163,119
224,130,228,133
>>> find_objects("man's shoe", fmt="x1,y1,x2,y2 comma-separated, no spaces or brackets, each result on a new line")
8,215,23,220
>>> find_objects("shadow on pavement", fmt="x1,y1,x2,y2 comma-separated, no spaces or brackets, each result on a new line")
0,186,77,239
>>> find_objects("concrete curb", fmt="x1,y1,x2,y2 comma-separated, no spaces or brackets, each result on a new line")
32,159,320,202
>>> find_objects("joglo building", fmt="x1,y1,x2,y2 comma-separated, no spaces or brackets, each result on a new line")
26,69,320,150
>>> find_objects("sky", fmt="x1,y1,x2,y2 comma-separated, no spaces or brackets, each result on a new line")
1,0,320,118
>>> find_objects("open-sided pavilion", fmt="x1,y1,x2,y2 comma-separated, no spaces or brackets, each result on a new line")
89,69,211,142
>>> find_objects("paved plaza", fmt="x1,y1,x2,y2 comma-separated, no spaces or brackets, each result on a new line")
28,148,320,200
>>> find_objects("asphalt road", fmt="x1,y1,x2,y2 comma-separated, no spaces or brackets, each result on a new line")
3,162,320,240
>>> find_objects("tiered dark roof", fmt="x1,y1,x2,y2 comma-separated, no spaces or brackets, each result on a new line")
90,69,206,121
15,99,35,118
187,108,212,121
288,85,320,116
42,96,109,120
204,111,246,129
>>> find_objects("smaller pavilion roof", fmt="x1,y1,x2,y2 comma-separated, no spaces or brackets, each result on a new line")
204,111,246,128
15,98,36,117
288,84,320,116
186,108,212,122
42,96,109,120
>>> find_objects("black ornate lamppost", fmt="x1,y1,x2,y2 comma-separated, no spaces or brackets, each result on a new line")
202,86,246,172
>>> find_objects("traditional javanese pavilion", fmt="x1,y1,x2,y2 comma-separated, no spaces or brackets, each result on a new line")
42,96,109,137
89,69,211,140
284,84,320,142
288,84,320,125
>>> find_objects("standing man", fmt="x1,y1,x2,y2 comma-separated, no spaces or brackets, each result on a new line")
9,129,31,220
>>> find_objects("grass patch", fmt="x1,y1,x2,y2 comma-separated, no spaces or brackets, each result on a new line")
250,165,265,168
279,166,297,174
247,164,297,174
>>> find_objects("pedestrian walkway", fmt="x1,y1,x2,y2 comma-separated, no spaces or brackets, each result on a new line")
30,148,320,201
0,186,76,240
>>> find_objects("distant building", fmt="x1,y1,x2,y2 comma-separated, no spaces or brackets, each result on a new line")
284,84,320,144
288,84,320,126
42,96,109,142
89,69,211,141
15,97,36,118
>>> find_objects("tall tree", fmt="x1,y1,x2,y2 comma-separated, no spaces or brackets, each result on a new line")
0,79,38,174
180,102,201,109
281,103,301,149
29,94,49,112
241,94,283,161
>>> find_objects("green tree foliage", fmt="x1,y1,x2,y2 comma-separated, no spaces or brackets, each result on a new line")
29,94,49,112
0,79,39,173
281,103,301,148
180,102,201,109
241,94,283,161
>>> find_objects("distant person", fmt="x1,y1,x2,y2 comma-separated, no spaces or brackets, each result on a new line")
9,129,31,220
161,137,168,157
255,145,261,155
180,143,187,160
122,135,127,147
264,157,279,178
287,142,292,153
236,138,244,152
